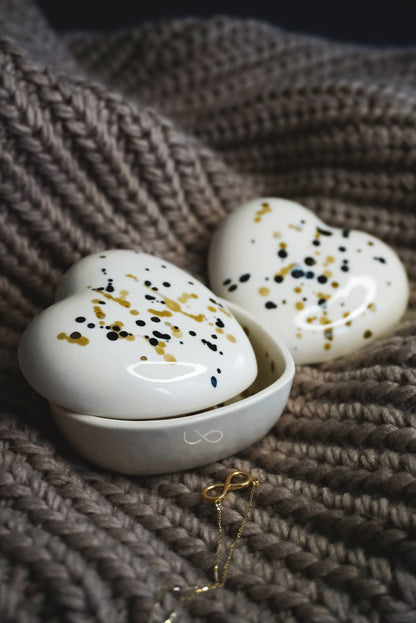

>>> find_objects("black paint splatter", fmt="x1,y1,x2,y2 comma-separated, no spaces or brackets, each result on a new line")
239,273,250,282
291,269,304,279
317,227,332,236
152,331,170,341
202,339,217,352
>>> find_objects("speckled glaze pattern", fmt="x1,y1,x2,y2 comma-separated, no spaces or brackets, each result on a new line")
18,250,258,419
209,198,409,364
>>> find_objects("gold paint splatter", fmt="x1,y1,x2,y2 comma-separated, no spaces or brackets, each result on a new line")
148,308,173,318
57,332,89,346
319,316,331,325
178,292,198,304
318,292,331,301
295,302,304,310
331,282,339,288
216,327,224,334
324,343,331,350
258,287,270,296
93,290,131,308
279,242,287,249
367,303,376,312
254,202,272,222
126,274,138,281
323,270,333,278
216,305,231,318
140,356,148,361
274,263,295,281
324,328,333,341
226,334,236,343
363,330,372,339
130,309,139,315
163,295,205,322
306,317,317,324
294,286,302,294
171,326,183,338
93,305,106,319
273,231,281,239
144,335,176,362
324,256,335,267
296,332,302,339
289,224,302,231
207,305,217,312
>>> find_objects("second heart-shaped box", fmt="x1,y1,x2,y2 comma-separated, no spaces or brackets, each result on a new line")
209,198,409,364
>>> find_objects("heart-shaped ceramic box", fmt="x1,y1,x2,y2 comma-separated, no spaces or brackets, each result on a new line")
209,198,409,364
18,250,295,474
50,302,294,474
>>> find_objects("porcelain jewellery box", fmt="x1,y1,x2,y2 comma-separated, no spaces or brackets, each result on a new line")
209,198,409,364
19,198,408,474
18,249,295,474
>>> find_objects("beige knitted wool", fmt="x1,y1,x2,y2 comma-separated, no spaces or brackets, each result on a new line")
1,2,416,622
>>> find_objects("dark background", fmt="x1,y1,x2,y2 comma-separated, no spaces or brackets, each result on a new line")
36,1,416,46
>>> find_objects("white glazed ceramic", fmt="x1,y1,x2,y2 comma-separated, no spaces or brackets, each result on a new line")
209,198,409,364
51,301,295,475
19,251,258,419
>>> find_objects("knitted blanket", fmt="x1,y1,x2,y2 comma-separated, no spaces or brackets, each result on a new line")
1,2,416,622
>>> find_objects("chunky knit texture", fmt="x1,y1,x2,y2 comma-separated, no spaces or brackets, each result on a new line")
1,2,416,622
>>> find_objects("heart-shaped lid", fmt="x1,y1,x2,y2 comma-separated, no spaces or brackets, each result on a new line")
209,198,409,364
19,250,258,419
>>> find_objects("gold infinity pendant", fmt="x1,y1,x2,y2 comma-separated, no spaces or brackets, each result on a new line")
201,469,258,503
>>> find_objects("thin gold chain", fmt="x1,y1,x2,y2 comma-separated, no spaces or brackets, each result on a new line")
148,471,259,623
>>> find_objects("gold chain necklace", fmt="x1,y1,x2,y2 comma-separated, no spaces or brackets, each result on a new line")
149,470,259,623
